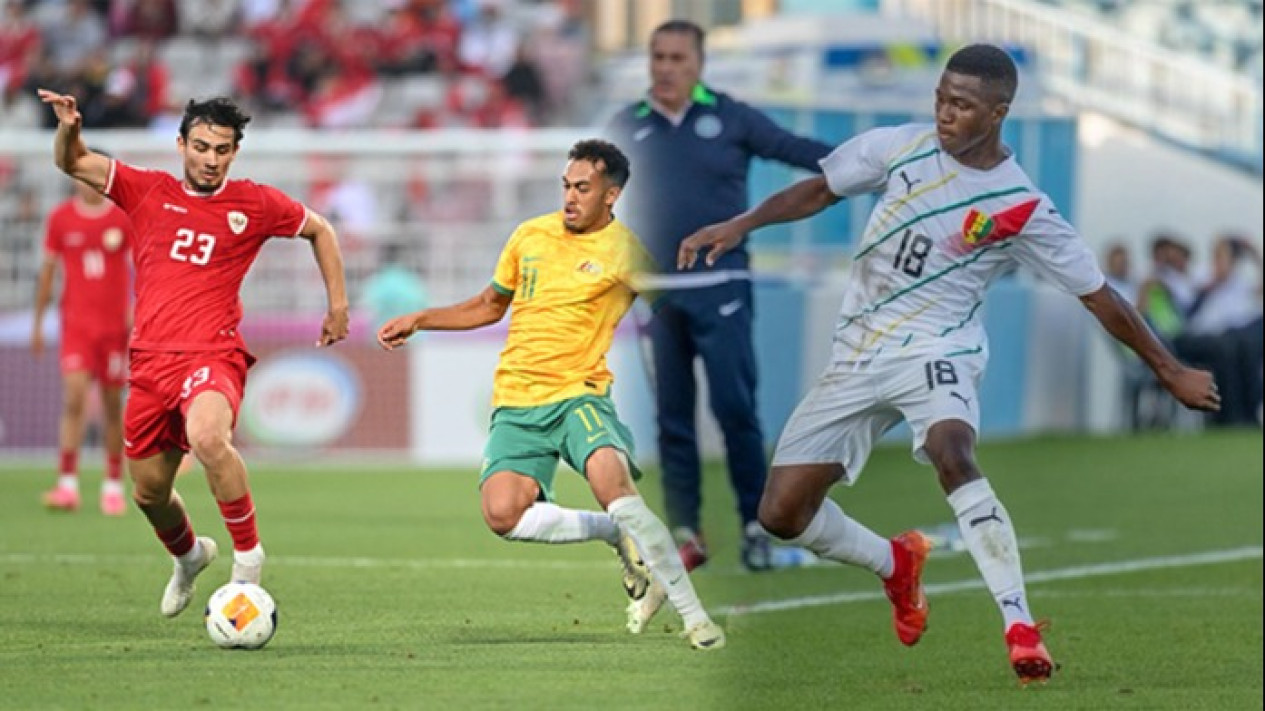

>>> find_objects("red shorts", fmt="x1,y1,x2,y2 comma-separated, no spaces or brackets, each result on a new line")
125,349,251,459
61,330,129,387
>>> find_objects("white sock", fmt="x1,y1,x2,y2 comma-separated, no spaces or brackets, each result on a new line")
505,502,619,545
102,480,124,496
234,543,266,567
787,498,893,578
57,474,79,491
948,478,1033,629
177,538,207,567
607,495,709,628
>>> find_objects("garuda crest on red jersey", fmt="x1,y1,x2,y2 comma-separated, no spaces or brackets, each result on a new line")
228,211,248,235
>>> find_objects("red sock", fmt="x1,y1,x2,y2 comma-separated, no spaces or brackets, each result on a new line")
105,453,124,482
218,493,259,552
59,450,78,477
156,516,196,557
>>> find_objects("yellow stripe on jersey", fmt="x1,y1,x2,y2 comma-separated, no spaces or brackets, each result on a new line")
885,129,938,166
489,212,652,408
863,170,960,243
848,298,939,360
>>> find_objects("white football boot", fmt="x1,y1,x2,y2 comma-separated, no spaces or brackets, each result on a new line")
682,619,726,650
613,531,650,602
626,579,668,634
160,536,217,617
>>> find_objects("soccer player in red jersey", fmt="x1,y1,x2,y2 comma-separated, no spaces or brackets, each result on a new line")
33,175,133,516
39,88,351,618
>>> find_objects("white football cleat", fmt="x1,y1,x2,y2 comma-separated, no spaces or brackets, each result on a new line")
613,531,650,602
682,619,726,650
160,537,217,617
626,579,667,634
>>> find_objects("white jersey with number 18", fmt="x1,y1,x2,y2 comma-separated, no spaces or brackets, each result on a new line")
821,123,1104,365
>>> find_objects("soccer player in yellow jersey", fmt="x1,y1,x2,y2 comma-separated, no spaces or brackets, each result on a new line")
378,139,724,650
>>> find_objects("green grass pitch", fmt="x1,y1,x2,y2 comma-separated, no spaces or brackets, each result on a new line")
1,430,1260,710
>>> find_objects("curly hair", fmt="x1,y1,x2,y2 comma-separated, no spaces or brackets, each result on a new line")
568,139,631,188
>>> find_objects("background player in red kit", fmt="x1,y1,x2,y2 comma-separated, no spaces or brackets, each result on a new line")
39,88,351,618
33,173,133,516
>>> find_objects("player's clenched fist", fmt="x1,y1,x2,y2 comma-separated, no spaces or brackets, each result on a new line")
378,315,420,350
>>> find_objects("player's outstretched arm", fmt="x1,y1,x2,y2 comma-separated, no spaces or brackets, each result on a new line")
298,210,350,347
37,89,110,192
678,175,839,269
377,285,512,351
1080,284,1220,412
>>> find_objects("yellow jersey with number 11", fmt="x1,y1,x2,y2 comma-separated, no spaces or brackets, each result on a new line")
490,211,653,408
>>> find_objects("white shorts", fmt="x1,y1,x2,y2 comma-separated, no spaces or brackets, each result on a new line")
771,352,985,483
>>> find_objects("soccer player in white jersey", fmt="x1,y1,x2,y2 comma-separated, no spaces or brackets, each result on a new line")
678,44,1220,683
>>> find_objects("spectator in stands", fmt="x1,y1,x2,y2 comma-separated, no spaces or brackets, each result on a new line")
110,0,180,41
96,40,172,128
39,0,108,79
502,43,547,124
1103,241,1138,305
1176,235,1263,426
531,0,588,122
378,0,462,76
360,241,429,345
1,1,42,101
178,0,240,41
458,0,519,79
1138,233,1196,341
306,154,379,250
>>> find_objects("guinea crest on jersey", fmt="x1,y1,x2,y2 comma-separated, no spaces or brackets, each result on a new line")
104,159,308,353
819,123,1103,363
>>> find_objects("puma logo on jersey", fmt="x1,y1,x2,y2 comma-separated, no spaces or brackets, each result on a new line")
898,170,921,195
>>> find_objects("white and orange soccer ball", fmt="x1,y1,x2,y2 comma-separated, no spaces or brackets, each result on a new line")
204,582,277,650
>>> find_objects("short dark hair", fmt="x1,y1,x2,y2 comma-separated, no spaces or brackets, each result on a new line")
945,44,1018,105
652,19,705,59
180,97,252,145
569,139,630,188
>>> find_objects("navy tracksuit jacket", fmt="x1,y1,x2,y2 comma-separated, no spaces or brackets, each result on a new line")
606,84,833,531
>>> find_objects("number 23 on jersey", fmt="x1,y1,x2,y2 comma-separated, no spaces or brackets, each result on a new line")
170,228,217,265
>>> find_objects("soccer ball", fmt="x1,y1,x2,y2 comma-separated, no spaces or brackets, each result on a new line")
204,582,278,650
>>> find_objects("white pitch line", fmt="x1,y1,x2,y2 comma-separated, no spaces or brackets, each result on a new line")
717,546,1263,617
0,552,608,571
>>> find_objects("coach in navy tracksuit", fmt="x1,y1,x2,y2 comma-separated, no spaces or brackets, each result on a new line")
606,20,832,571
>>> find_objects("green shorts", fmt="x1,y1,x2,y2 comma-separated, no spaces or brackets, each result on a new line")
480,395,640,501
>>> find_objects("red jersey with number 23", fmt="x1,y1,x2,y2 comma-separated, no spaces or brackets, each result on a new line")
104,159,307,353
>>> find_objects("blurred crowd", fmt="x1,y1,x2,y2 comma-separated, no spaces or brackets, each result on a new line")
1051,0,1264,79
0,0,591,130
1103,231,1263,428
